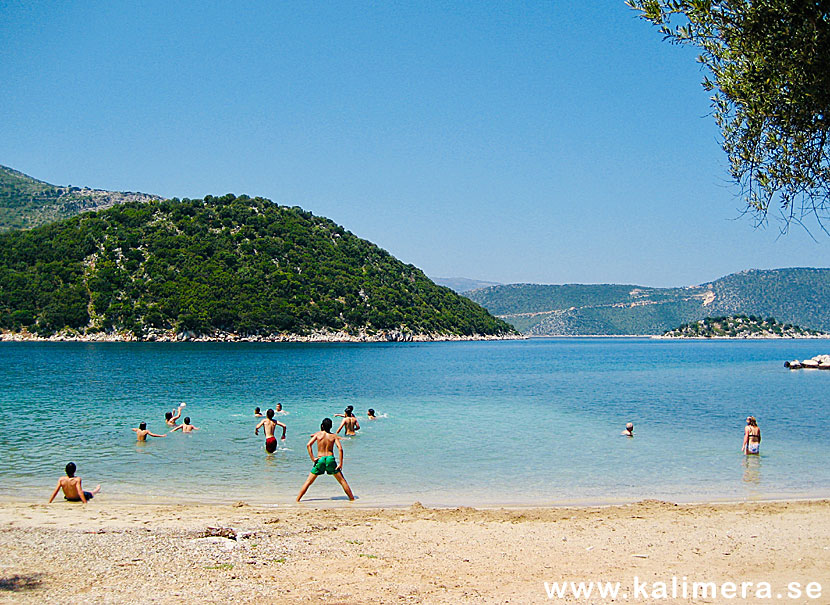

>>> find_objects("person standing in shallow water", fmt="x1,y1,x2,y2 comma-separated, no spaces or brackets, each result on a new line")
336,407,360,436
132,422,166,441
170,417,199,433
255,409,286,453
742,416,761,455
165,403,185,427
297,418,355,502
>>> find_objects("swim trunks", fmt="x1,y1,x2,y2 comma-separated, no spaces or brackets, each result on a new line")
311,455,340,475
747,442,760,454
265,437,277,453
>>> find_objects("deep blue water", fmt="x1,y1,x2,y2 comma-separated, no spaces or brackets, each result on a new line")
1,338,828,506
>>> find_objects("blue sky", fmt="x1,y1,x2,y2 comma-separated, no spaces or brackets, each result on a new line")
2,1,828,287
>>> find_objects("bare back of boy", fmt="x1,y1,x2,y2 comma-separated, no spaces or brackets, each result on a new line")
50,476,100,503
59,477,84,501
313,430,339,456
337,416,360,436
132,428,165,441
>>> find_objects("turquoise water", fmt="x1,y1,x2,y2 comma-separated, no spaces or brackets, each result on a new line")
1,338,828,506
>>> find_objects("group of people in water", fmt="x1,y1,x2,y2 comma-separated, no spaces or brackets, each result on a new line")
47,408,759,504
618,417,761,455
131,403,200,441
120,401,379,502
251,403,378,501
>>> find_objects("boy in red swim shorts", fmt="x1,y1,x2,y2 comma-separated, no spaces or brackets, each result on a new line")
255,409,286,453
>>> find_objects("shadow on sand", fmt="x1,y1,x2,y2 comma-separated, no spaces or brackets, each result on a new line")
0,573,44,592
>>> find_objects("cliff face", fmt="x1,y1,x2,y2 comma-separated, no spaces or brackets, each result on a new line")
0,165,162,230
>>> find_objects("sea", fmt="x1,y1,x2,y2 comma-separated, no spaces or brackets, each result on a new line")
1,338,828,507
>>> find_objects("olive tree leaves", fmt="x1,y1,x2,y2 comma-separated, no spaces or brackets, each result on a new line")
627,0,830,234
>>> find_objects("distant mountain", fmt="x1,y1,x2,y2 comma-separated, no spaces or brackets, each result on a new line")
432,277,502,293
465,268,830,335
0,194,516,340
0,164,162,230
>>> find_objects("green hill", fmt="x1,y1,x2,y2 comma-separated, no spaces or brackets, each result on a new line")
0,194,515,340
466,269,830,335
0,164,161,230
662,315,826,338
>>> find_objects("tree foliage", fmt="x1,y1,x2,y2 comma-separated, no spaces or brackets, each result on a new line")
664,314,825,337
627,0,830,232
0,195,515,339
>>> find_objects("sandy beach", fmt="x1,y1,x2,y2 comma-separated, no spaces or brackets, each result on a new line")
1,499,828,604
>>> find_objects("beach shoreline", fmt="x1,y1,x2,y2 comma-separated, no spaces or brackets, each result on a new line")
2,498,827,603
5,489,830,510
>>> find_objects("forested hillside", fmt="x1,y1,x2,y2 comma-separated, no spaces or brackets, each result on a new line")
466,269,830,335
0,195,515,340
662,315,826,338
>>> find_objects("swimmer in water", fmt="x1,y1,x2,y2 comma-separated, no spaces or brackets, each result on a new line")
255,409,287,453
742,416,761,455
132,422,166,441
48,462,101,504
276,403,283,413
165,403,185,427
334,405,354,418
621,422,634,437
367,408,376,420
170,417,199,433
336,407,360,436
254,407,263,417
296,418,355,502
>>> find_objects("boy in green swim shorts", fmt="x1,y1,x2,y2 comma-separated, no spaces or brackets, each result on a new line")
296,418,355,502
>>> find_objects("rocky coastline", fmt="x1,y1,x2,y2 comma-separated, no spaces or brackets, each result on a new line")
784,354,830,370
0,327,525,344
658,315,827,339
653,333,830,340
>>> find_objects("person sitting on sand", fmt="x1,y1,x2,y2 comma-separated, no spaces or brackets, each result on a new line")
367,408,376,420
48,462,101,504
742,416,761,455
170,417,199,433
297,418,355,502
132,422,166,441
254,407,263,417
255,409,287,453
621,422,634,437
165,403,185,427
336,407,360,436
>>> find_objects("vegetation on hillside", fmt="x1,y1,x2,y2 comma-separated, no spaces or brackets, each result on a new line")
0,165,160,230
0,194,515,339
663,315,826,338
466,269,830,335
467,283,651,316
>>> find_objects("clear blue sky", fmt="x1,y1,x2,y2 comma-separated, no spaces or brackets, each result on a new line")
2,1,828,287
